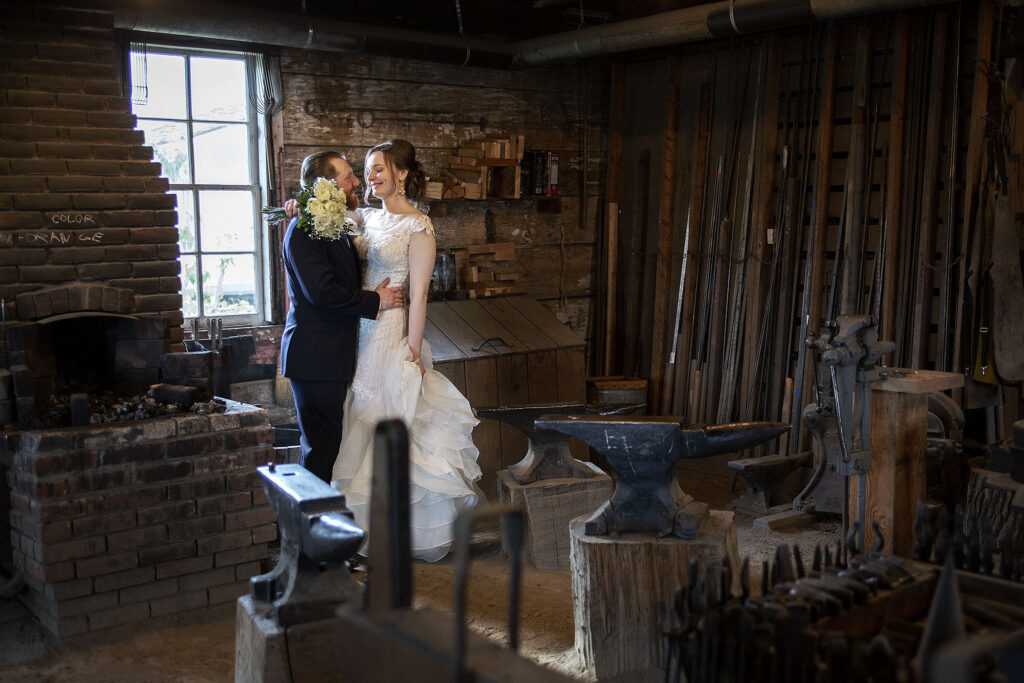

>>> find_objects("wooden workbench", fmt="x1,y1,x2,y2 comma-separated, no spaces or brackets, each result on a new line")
851,370,963,556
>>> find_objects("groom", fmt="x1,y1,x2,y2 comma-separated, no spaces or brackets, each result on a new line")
281,151,404,483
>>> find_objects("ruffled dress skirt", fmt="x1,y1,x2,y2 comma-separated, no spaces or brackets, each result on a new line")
331,334,482,562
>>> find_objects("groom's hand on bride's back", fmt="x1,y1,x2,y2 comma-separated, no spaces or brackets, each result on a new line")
375,277,405,311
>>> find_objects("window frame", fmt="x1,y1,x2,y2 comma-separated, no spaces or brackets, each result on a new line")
131,44,268,327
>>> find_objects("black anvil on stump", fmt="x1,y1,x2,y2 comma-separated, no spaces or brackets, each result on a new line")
476,401,643,484
535,415,788,539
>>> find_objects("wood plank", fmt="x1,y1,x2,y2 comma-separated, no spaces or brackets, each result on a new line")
423,317,467,363
433,360,467,396
527,350,560,404
446,299,526,354
506,296,585,348
476,297,558,352
601,62,625,375
464,357,501,498
495,353,531,470
514,245,596,299
555,348,586,403
425,302,497,359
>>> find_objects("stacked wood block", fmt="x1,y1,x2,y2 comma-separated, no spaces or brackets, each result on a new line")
463,242,521,299
442,135,524,200
497,466,611,570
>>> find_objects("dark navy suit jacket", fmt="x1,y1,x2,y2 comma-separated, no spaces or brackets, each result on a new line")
280,216,380,383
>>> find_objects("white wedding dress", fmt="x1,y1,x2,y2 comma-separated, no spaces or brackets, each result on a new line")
331,208,482,562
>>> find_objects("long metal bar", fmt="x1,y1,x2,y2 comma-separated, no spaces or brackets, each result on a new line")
717,44,765,423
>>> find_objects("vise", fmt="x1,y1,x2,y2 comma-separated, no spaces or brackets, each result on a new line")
249,463,365,626
476,401,643,484
534,415,788,539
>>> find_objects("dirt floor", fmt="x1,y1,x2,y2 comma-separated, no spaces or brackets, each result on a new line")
0,453,843,681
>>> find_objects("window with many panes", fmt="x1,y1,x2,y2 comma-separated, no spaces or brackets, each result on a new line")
131,47,266,324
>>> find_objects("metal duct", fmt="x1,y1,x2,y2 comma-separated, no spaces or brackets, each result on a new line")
115,0,951,69
513,0,950,66
112,0,516,69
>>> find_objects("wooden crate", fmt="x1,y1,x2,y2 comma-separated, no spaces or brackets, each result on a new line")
425,295,587,498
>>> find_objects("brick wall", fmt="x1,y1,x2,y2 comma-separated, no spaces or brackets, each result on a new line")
3,400,276,637
0,0,184,345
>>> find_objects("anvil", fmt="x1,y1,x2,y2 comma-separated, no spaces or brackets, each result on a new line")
534,415,789,539
476,401,644,484
249,463,365,625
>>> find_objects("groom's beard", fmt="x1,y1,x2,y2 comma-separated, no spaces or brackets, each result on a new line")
346,189,359,208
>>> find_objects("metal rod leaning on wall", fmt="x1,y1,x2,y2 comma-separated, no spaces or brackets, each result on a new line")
880,14,910,362
653,54,683,415
739,35,783,424
671,81,712,417
952,0,996,384
782,26,825,451
910,10,949,370
935,4,962,373
796,25,837,453
718,43,765,424
838,25,871,318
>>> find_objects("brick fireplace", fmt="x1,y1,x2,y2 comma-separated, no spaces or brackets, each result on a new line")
0,2,280,638
3,401,276,637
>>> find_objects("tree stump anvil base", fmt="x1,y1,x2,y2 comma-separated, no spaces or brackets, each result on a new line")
570,510,739,682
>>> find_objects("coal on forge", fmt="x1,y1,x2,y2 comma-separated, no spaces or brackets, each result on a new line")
22,389,226,430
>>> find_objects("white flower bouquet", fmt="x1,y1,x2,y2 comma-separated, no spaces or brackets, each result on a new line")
263,177,360,240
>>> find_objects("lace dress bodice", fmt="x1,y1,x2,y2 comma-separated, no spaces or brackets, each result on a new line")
349,208,434,402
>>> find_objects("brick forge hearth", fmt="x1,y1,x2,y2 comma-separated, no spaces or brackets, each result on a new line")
1,401,277,638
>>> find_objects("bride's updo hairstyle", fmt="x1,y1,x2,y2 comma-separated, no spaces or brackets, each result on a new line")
300,150,345,189
364,139,426,202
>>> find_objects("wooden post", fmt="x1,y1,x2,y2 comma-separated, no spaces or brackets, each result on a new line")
650,54,681,414
851,370,963,556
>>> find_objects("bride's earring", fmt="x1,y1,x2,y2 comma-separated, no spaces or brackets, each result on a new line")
398,183,406,197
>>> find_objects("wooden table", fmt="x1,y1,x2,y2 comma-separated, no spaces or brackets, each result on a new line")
851,369,963,556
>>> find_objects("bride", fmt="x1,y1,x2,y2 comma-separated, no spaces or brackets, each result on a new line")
332,139,482,562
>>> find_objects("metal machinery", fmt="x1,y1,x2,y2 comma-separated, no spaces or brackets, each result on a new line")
793,314,895,545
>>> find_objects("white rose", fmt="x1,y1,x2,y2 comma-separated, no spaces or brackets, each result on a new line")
312,178,333,201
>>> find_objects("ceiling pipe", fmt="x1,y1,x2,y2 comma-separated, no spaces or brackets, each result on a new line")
514,0,950,66
115,0,950,69
113,0,517,69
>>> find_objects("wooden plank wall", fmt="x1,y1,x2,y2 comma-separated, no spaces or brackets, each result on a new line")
611,4,1020,438
273,50,608,355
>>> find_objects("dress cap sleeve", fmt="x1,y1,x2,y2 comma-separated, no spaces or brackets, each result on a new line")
411,213,435,237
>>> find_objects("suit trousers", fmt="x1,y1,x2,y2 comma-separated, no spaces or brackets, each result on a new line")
289,378,347,483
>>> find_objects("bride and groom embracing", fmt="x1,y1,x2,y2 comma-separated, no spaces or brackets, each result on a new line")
280,140,482,562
